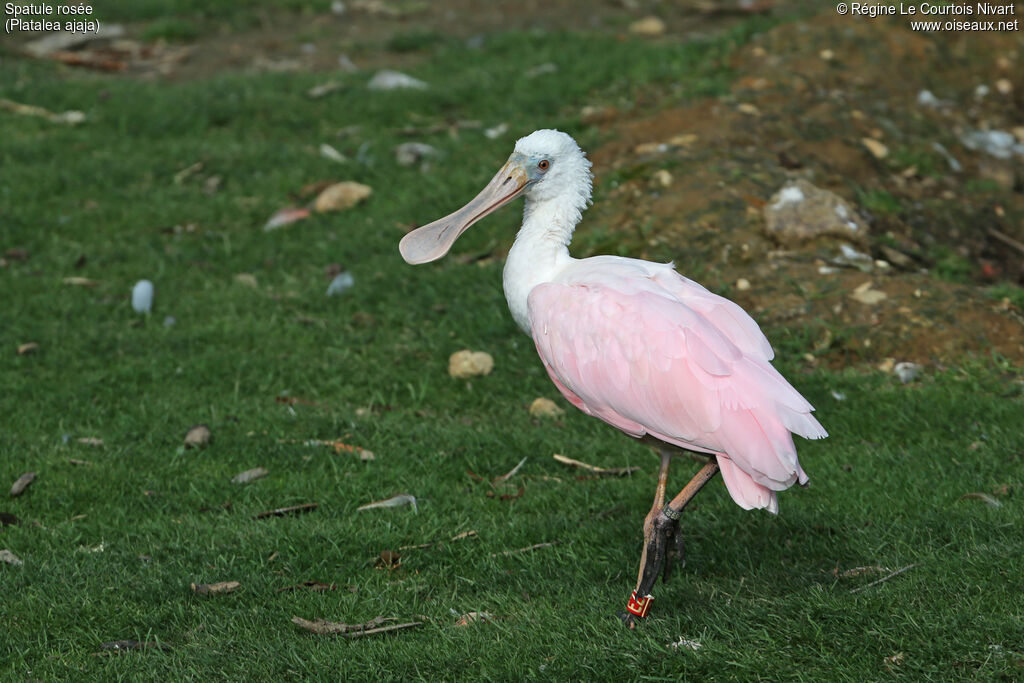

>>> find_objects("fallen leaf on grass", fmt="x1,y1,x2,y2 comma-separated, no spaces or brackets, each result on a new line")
231,467,268,485
885,652,906,669
173,161,203,184
358,494,417,513
491,457,527,486
959,492,1002,507
375,550,401,569
552,454,641,477
191,581,241,596
529,397,564,418
16,342,38,356
9,472,36,497
669,637,702,651
291,615,422,638
97,640,171,654
319,143,348,164
63,276,98,287
449,350,493,378
486,486,524,501
297,439,374,460
77,437,104,447
278,581,337,593
454,611,492,626
183,424,212,449
0,512,21,526
313,182,372,212
264,207,311,231
308,81,346,98
0,97,85,125
1,549,24,566
254,502,318,519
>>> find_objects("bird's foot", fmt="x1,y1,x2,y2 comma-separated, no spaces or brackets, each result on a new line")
620,507,686,627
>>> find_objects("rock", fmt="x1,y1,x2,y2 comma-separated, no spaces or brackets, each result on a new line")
629,16,665,36
737,103,760,116
995,78,1013,95
1013,127,1024,144
651,169,673,187
485,123,509,139
529,397,564,418
735,278,751,291
894,362,922,384
449,350,493,379
861,138,888,160
763,179,868,247
184,424,212,449
313,182,372,212
326,271,355,297
0,549,23,566
819,49,835,61
833,244,874,272
131,280,154,313
395,142,439,167
850,281,887,305
367,70,427,90
916,90,942,108
232,467,269,484
960,129,1024,159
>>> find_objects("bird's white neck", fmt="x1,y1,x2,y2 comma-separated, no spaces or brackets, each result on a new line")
502,196,579,333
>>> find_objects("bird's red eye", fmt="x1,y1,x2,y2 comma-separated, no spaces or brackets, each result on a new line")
538,160,550,171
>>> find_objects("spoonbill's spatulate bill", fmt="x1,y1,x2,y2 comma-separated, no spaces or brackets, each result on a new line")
400,130,827,626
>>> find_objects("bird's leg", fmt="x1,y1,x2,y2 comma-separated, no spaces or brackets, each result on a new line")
621,457,719,628
620,449,671,628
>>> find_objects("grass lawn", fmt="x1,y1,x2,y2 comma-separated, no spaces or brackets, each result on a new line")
2,7,1023,681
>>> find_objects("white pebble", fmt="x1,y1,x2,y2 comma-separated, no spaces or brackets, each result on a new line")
131,280,154,313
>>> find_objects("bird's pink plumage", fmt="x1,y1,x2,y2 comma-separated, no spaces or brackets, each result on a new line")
528,256,826,513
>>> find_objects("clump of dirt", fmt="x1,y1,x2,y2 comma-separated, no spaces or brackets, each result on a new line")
585,11,1023,368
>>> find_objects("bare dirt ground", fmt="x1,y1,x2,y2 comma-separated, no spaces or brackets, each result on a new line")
12,1,1022,368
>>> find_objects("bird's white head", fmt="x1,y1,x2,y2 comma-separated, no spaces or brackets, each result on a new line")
399,129,593,265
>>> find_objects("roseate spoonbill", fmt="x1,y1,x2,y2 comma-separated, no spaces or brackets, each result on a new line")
399,130,827,626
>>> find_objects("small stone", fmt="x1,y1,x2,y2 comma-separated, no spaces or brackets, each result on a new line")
449,350,493,379
529,397,565,418
629,16,665,36
232,467,269,485
737,103,760,116
0,549,23,566
184,424,212,449
1013,127,1024,144
819,49,835,61
877,358,896,373
763,179,868,247
850,281,887,305
395,142,438,167
326,271,355,297
313,182,372,213
735,278,751,291
131,280,154,313
894,362,922,384
652,169,673,187
995,78,1012,95
861,138,888,160
367,70,427,90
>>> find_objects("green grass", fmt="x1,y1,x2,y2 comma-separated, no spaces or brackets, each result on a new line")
2,13,1024,682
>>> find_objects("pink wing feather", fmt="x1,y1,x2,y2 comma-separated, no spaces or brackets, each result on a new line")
528,256,827,513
